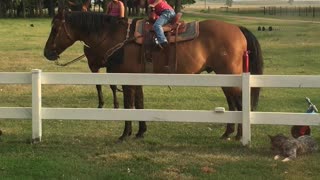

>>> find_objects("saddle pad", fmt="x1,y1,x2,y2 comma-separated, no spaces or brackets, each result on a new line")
134,20,199,44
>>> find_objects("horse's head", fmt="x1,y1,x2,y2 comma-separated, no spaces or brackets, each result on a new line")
44,2,77,61
44,0,128,61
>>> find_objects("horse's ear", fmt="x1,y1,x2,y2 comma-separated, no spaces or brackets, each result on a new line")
57,0,64,13
57,0,69,13
57,0,69,18
57,0,64,9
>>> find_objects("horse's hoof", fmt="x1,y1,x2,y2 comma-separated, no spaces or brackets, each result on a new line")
117,136,127,143
220,134,231,140
117,133,132,142
274,155,280,160
135,134,144,139
116,139,124,144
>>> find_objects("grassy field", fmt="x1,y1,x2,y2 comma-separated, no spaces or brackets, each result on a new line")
0,10,320,179
188,1,320,22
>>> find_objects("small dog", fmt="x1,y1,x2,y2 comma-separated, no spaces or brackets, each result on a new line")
268,134,318,162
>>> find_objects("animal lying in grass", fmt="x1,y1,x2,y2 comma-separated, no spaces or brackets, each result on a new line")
268,134,318,162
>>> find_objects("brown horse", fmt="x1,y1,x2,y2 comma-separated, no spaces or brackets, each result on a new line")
44,8,263,141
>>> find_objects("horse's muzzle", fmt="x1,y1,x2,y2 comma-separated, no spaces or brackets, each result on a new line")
44,49,59,61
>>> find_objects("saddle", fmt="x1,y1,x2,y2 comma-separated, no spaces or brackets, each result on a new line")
134,13,199,44
133,13,199,73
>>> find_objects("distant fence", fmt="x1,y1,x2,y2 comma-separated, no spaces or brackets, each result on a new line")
0,69,319,146
205,6,320,19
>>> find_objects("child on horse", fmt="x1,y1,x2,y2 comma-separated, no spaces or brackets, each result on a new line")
148,0,175,49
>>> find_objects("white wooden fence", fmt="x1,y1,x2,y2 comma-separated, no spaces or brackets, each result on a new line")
0,69,320,145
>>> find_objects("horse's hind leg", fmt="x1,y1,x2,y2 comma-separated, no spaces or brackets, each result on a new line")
234,96,243,141
221,90,243,141
119,85,134,141
220,91,237,140
134,86,146,138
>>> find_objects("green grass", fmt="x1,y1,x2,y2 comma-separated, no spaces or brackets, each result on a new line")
194,1,320,22
1,11,320,179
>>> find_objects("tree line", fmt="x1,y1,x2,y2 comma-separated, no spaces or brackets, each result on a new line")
0,0,195,18
0,0,57,17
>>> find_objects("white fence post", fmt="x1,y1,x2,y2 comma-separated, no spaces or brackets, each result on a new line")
32,69,42,142
241,72,251,146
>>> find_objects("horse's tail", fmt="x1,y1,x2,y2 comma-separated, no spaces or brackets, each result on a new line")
239,26,264,111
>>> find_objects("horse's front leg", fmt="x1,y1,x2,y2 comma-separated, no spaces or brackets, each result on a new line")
86,47,104,109
107,68,120,109
90,67,104,108
134,86,146,138
96,85,104,108
110,85,119,109
118,85,135,141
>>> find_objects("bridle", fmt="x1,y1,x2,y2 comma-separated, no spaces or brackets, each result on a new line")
52,16,85,66
52,18,74,49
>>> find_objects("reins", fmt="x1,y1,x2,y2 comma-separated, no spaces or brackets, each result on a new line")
53,17,86,67
99,22,144,90
54,53,86,66
104,35,141,60
103,19,142,64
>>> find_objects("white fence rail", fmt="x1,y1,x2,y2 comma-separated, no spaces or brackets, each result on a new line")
1,69,320,145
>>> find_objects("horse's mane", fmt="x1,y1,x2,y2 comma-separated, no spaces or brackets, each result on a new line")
63,12,127,34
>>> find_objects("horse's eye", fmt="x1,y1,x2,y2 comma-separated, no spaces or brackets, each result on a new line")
51,22,61,36
51,26,58,36
50,22,58,34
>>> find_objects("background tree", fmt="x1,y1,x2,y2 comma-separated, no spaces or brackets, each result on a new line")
44,0,57,17
174,0,181,12
0,0,195,17
225,0,233,7
167,0,195,12
0,0,11,17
